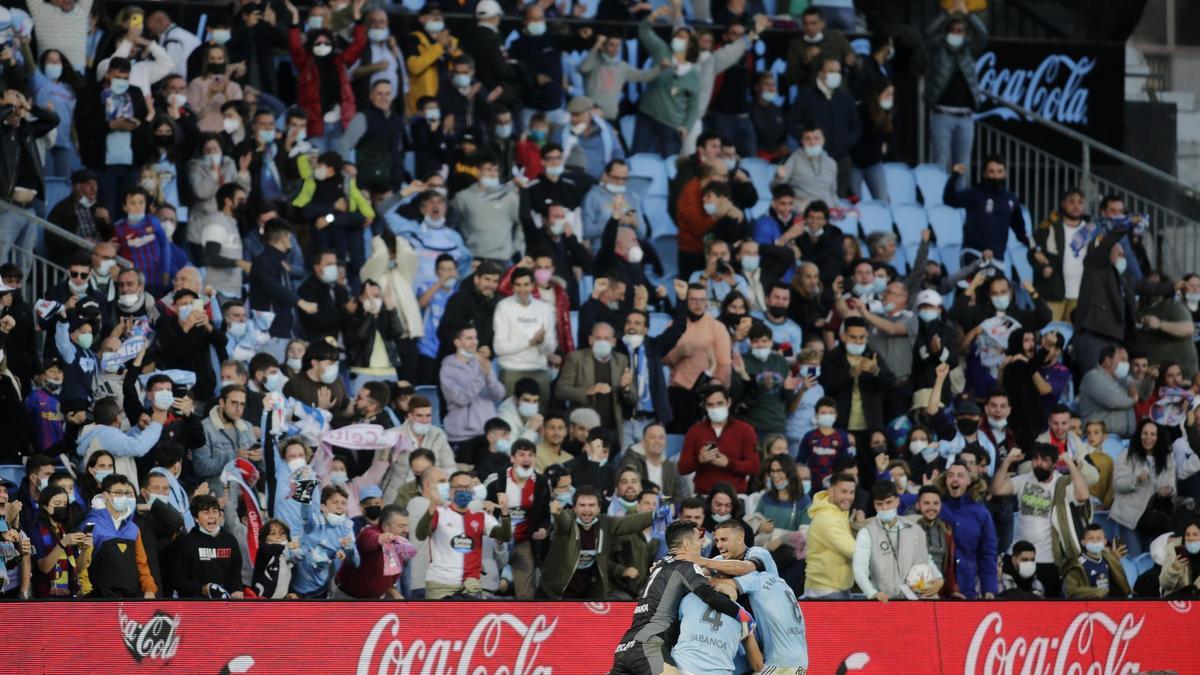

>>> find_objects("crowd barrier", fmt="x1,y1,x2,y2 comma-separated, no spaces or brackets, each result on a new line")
0,599,1197,672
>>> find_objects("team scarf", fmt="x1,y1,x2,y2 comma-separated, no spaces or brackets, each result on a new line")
148,467,195,531
1151,386,1194,428
220,457,264,566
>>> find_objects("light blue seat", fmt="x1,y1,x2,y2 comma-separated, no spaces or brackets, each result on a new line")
651,233,678,279
1121,556,1139,587
883,162,917,204
619,115,637,148
1041,320,1074,346
740,157,773,199
665,433,685,459
857,200,892,237
414,385,441,425
45,176,70,209
664,154,678,180
892,202,927,244
0,464,24,488
569,310,579,344
578,275,594,305
648,312,671,336
1093,510,1118,540
927,204,964,246
1102,433,1125,461
626,175,652,200
940,244,962,274
1134,552,1155,578
914,163,948,206
628,153,669,197
643,194,674,237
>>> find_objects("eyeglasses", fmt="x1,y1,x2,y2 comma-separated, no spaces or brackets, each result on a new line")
69,271,89,279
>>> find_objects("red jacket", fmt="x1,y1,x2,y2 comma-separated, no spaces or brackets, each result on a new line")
288,24,368,138
677,417,760,494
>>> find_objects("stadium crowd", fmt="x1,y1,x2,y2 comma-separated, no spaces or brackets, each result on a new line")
0,0,1199,606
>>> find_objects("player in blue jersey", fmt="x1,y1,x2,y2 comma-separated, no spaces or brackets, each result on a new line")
716,570,810,673
679,520,778,578
669,594,763,675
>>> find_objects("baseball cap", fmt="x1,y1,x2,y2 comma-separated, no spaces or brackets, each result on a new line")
475,0,502,18
955,399,982,416
359,485,383,500
915,289,943,308
567,96,594,115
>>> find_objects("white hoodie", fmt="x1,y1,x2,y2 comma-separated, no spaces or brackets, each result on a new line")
492,294,557,371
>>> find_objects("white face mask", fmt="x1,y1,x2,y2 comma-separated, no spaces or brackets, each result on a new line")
526,21,546,36
518,401,539,418
286,357,303,371
623,333,644,350
626,246,644,264
1017,560,1037,579
425,21,445,34
313,44,334,57
287,457,306,472
319,363,339,384
946,33,965,49
227,320,247,337
707,406,729,424
823,72,842,90
751,347,771,361
424,108,441,122
222,118,240,135
671,37,689,54
817,413,837,428
1113,361,1130,379
604,182,625,195
880,98,894,111
480,176,501,189
545,164,565,178
845,342,866,356
170,93,188,108
570,121,589,136
118,293,141,309
803,143,824,158
160,219,177,238
411,421,431,436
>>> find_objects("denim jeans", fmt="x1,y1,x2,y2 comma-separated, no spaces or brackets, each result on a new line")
708,113,757,159
930,111,975,187
632,113,682,158
44,146,82,179
0,207,40,276
99,164,137,216
850,162,889,203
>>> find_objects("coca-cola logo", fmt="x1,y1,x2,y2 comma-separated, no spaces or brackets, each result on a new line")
583,603,611,616
118,606,181,662
357,612,557,675
965,611,1143,675
974,51,1096,126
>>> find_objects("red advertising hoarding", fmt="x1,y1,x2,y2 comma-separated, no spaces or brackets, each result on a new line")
1,600,1197,673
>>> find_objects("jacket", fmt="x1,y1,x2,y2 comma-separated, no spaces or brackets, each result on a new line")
74,81,150,171
345,305,404,370
539,508,653,599
1062,548,1131,599
451,183,524,262
555,349,636,444
403,29,460,114
291,501,361,596
636,18,701,130
610,527,661,598
621,446,691,502
1111,449,1175,530
1030,210,1095,302
77,507,157,598
185,156,247,246
731,351,795,436
0,104,58,200
923,12,988,107
360,235,424,341
484,468,552,549
171,526,243,598
790,84,860,160
578,49,660,120
914,515,959,598
1080,447,1116,510
297,276,351,345
249,246,300,339
195,406,256,495
439,352,506,443
804,490,856,593
76,422,164,494
677,417,760,494
436,277,499,361
1077,367,1137,438
785,29,853,87
153,313,228,399
288,23,368,137
616,307,689,428
939,492,998,598
819,343,897,431
942,174,1029,258
853,516,931,598
1159,536,1200,596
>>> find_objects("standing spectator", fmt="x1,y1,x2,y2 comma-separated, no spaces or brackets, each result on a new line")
46,170,112,261
440,324,506,446
772,128,839,211
804,471,857,598
539,485,652,599
344,281,404,393
340,79,406,194
731,323,797,438
1078,346,1138,438
451,157,524,264
111,189,173,297
404,8,460,115
1135,276,1199,379
536,411,573,473
560,97,625,181
631,8,701,157
77,474,157,598
30,486,84,597
249,222,319,360
943,158,1029,261
26,0,94,68
508,5,576,130
797,397,854,489
754,454,811,536
938,460,997,598
436,263,501,363
493,268,557,398
608,490,662,598
25,361,64,454
171,495,243,598
622,423,691,501
912,486,959,597
819,316,895,443
925,0,988,176
849,84,894,202
75,57,149,213
1030,187,1094,322
677,384,760,494
616,306,688,449
556,322,635,445
859,280,918,418
146,10,199,80
201,183,248,300
291,485,359,598
785,7,854,87
416,471,511,599
1111,419,1176,557
791,59,859,196
195,385,255,497
578,37,660,122
1062,524,1131,599
297,251,351,346
853,480,942,600
283,0,368,147
334,504,416,599
458,1,520,123
186,45,244,133
482,439,550,600
750,73,789,161
664,283,732,433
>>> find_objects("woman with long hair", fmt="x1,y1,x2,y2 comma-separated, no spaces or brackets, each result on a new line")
1111,419,1176,557
1000,327,1046,451
32,50,85,177
755,454,811,538
849,84,894,203
79,450,116,505
31,486,85,597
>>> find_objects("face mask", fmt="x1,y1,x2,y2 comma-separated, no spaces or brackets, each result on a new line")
740,255,760,272
494,124,513,139
227,320,247,337
711,513,731,523
823,72,842,89
817,413,837,429
496,438,513,454
319,363,339,384
1114,257,1128,274
576,516,596,529
671,37,688,53
152,389,174,411
425,20,445,33
220,380,239,392
94,469,113,483
104,361,122,374
363,298,383,314
368,27,389,42
424,108,441,124
452,490,474,508
255,128,276,145
265,372,287,393
1032,466,1053,482
44,379,63,394
518,401,539,418
452,73,473,88
436,483,450,501
604,182,625,195
545,164,565,179
527,21,546,36
991,294,1010,311
760,91,783,106
1085,541,1105,556
110,78,130,95
111,496,136,515
751,347,771,361
570,122,589,136
547,221,566,241
895,475,909,491
209,62,228,76
286,357,303,371
1018,560,1037,578
946,33,965,49
77,333,94,350
329,471,348,485
880,98,894,111
988,417,1007,431
206,152,223,167
770,476,789,491
139,178,158,193
320,265,339,284
908,440,929,455
45,63,63,80
80,195,95,208
363,504,383,521
170,93,188,108
802,479,812,495
853,283,874,297
178,304,193,322
313,43,334,57
306,15,325,31
1187,292,1200,304
627,246,644,264
803,32,823,43
918,309,939,323
707,406,729,424
623,333,644,350
1114,361,1130,379
38,476,50,491
957,418,978,436
592,340,613,360
325,512,346,526
514,465,534,480
921,444,939,461
480,176,501,189
1186,541,1200,555
125,210,147,224
702,202,718,216
876,508,897,522
845,342,866,356
314,166,331,181
555,490,575,507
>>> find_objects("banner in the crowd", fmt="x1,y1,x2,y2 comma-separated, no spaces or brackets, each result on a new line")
1,600,1197,672
974,39,1124,151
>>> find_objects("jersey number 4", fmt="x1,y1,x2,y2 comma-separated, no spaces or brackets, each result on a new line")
701,607,722,632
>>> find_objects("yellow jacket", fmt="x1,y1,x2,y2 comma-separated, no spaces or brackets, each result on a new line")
941,0,989,12
405,30,461,115
291,154,375,220
804,490,857,593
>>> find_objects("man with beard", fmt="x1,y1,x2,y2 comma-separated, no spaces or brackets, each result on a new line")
938,460,996,598
436,261,501,363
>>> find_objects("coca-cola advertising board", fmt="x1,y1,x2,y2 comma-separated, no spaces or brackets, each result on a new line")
0,600,1197,673
973,39,1124,153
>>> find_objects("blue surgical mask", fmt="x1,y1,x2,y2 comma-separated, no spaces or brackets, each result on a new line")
257,128,276,144
876,508,897,522
845,342,866,356
496,438,513,454
44,63,63,81
517,402,539,418
112,495,136,514
110,78,130,95
368,27,389,42
992,294,1011,312
436,483,450,501
94,470,113,483
1186,541,1200,555
918,309,940,323
325,512,346,526
452,490,474,508
555,489,575,507
306,16,324,31
1085,541,1105,555
873,277,887,293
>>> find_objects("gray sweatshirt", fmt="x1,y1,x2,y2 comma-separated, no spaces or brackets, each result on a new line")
1077,367,1136,437
450,183,524,262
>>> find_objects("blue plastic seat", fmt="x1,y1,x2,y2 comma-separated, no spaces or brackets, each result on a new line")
628,153,669,198
883,163,917,204
1041,320,1074,346
739,157,773,199
857,200,892,237
927,204,964,246
619,115,637,148
892,202,927,244
0,464,24,488
45,176,70,209
651,233,678,279
914,164,948,206
643,194,674,237
648,312,671,337
665,434,685,459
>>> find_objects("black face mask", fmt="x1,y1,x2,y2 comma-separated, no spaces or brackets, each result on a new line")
1032,466,1053,482
984,178,1006,191
155,134,174,147
50,506,68,522
363,505,382,521
766,305,787,320
688,310,706,322
208,62,226,75
956,418,979,436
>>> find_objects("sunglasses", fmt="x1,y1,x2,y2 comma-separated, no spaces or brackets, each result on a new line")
69,271,89,279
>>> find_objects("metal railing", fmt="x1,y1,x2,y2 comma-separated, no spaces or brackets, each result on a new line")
971,93,1200,278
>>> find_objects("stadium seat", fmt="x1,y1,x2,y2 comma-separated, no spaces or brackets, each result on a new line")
569,310,579,343
642,194,674,237
619,115,636,148
45,177,70,210
1121,556,1138,587
1041,320,1074,346
664,154,679,180
892,203,927,244
883,163,917,204
858,178,873,201
414,385,441,425
628,153,669,197
739,157,773,199
1135,552,1155,578
1093,510,1118,540
1008,240,1033,282
651,233,678,279
1021,205,1034,240
1101,434,1125,461
626,175,652,200
665,433,685,459
578,275,594,305
914,164,948,206
648,312,671,337
856,200,892,237
940,244,962,274
404,151,415,178
927,204,964,246
0,464,24,488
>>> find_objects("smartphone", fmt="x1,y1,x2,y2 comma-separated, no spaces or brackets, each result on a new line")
83,522,95,535
1177,545,1190,558
1113,536,1124,551
172,384,190,399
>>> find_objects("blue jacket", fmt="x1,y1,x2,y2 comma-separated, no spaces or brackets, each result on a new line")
939,493,998,598
943,175,1029,259
249,246,299,339
789,85,860,161
291,500,360,596
507,32,567,112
